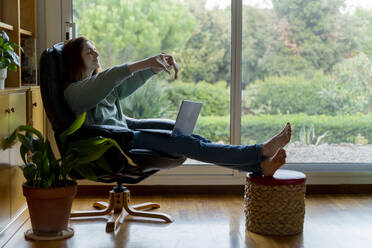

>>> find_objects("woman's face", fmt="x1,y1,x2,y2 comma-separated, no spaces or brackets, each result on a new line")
81,41,100,73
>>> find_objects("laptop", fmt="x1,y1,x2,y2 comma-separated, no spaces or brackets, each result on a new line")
136,100,203,137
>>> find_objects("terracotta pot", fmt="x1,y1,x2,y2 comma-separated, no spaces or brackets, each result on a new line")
22,181,77,236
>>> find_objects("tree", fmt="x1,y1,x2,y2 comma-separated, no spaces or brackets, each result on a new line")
320,53,372,114
354,9,372,59
174,0,230,84
271,0,359,73
241,7,274,85
73,0,196,69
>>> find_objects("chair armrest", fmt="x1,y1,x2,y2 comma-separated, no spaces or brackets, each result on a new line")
125,116,175,130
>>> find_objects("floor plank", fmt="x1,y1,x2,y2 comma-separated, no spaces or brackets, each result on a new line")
3,194,372,248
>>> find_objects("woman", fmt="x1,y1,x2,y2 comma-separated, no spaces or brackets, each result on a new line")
63,36,291,176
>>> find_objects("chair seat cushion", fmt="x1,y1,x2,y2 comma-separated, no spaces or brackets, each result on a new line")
128,149,186,171
246,169,306,186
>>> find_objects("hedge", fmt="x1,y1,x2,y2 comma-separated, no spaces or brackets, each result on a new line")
165,81,229,116
246,72,338,115
194,114,372,144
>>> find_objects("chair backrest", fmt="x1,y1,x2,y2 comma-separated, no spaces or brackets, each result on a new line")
39,42,75,134
38,43,185,184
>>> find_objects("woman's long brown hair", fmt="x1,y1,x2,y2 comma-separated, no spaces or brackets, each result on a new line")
62,36,100,89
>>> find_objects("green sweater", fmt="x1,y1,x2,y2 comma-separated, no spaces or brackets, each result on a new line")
64,64,154,128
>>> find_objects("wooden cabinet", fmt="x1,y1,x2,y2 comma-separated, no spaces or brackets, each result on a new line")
9,92,26,218
0,88,45,248
0,0,40,243
0,90,26,223
26,87,45,136
0,90,27,235
0,0,37,88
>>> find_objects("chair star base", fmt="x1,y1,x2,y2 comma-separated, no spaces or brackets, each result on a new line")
70,185,173,232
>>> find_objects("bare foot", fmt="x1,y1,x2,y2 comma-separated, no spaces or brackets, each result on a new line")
260,149,286,177
262,123,291,158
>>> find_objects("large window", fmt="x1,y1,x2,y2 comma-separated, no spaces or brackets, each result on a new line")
73,0,231,155
73,0,372,166
242,0,372,163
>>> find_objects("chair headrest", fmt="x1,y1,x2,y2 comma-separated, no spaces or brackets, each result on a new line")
39,42,75,133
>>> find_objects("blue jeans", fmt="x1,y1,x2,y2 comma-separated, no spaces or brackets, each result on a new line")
132,131,263,174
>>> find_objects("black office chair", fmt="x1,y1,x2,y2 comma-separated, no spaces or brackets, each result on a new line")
39,42,186,232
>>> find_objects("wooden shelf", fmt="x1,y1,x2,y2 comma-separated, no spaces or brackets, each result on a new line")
2,0,37,88
20,28,32,36
0,21,14,31
21,83,38,87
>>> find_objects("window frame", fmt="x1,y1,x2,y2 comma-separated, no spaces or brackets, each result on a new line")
43,0,372,185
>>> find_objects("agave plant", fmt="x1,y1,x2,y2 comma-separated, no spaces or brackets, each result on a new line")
299,124,329,146
1,112,136,188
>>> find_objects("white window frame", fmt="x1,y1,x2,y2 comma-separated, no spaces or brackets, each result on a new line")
37,0,372,185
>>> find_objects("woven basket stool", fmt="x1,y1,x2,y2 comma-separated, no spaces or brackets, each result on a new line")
244,169,306,236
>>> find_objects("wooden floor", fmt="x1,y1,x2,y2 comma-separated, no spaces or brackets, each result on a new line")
3,193,372,248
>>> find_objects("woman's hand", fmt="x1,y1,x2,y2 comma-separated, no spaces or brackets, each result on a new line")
148,53,179,80
128,53,179,80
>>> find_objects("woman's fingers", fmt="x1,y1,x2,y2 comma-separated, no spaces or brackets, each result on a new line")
155,55,171,74
152,53,179,79
167,56,179,80
161,53,179,80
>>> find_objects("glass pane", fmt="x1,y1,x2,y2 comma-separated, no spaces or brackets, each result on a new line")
242,0,372,163
73,0,231,163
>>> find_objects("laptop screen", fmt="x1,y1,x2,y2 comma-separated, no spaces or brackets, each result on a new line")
172,100,203,136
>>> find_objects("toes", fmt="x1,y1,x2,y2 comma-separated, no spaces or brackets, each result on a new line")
277,150,286,161
278,149,286,157
272,149,285,162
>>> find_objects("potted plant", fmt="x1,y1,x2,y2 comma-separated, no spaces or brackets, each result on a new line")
1,112,136,240
0,31,22,90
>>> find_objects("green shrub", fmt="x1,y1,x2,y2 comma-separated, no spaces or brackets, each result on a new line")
120,80,173,119
320,53,372,114
194,114,372,145
245,71,337,115
165,81,229,117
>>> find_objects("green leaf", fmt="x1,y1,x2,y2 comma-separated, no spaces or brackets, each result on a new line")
16,133,33,151
66,137,137,166
9,51,19,66
0,31,9,43
74,163,98,181
46,140,58,168
66,137,114,164
19,144,29,165
2,128,18,149
5,44,13,52
20,163,37,183
61,157,79,180
17,125,44,141
40,156,50,187
59,112,86,145
107,137,137,166
32,137,44,152
95,157,112,173
8,63,17,72
28,151,43,167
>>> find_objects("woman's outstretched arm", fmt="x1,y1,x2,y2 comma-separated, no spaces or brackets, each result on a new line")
64,63,133,114
116,53,179,100
64,53,178,115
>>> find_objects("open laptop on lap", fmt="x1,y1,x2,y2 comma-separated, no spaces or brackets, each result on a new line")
136,100,203,137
